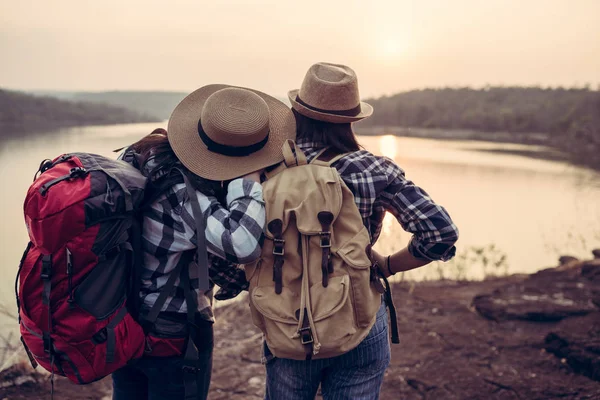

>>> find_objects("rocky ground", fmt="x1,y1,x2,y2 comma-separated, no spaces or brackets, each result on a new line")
2,255,600,400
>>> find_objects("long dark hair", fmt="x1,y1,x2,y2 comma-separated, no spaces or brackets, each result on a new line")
130,128,225,200
293,110,362,154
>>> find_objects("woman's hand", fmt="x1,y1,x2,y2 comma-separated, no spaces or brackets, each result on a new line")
368,248,390,277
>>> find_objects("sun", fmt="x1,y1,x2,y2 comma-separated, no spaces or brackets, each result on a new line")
377,38,407,61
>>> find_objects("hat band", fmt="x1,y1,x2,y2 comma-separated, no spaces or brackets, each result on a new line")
198,120,269,157
296,95,362,117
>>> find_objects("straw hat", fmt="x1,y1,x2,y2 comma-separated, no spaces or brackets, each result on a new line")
288,62,373,124
168,84,296,181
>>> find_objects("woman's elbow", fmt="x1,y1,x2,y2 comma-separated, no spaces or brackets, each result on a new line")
235,245,263,264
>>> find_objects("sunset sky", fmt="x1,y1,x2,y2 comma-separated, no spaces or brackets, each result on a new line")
1,0,599,98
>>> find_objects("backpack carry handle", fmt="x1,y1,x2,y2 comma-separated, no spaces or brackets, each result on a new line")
282,140,307,167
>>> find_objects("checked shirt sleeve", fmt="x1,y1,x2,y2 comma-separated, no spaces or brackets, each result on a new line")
377,158,459,262
183,178,266,264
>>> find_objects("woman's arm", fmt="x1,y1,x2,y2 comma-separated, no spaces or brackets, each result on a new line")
376,158,459,272
147,177,265,265
371,247,429,278
193,178,265,264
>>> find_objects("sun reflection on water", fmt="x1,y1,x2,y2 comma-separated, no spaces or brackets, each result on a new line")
378,135,397,161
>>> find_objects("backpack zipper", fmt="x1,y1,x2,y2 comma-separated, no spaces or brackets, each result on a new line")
39,167,88,196
66,248,74,305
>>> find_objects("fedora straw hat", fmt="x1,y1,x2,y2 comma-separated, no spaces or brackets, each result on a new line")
288,62,373,124
168,84,296,181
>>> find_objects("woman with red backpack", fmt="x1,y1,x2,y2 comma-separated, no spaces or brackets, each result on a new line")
112,85,296,400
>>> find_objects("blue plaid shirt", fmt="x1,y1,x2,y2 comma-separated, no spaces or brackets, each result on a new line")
297,138,459,261
140,178,264,321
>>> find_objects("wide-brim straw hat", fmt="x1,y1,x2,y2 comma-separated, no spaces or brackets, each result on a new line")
168,84,296,181
288,62,373,124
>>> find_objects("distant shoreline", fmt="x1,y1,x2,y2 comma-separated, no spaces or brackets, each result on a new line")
355,125,551,145
354,125,599,171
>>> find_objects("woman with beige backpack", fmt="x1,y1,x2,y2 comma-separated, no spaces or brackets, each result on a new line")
246,63,459,400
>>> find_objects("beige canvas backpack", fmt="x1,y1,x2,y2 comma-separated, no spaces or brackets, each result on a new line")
244,140,398,360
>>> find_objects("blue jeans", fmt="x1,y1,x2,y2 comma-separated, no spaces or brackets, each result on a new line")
264,301,391,400
112,321,213,400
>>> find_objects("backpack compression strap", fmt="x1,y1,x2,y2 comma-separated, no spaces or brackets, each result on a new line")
178,170,211,292
282,140,307,167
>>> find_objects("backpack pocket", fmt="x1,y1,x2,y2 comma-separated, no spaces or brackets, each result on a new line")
336,227,382,329
20,318,95,384
74,244,130,320
251,274,356,359
308,275,357,354
250,285,300,357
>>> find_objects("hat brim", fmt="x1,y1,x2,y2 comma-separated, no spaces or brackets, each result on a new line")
287,89,373,124
168,84,296,181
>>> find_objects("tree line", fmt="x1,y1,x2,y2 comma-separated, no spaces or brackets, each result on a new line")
0,89,158,137
359,87,600,169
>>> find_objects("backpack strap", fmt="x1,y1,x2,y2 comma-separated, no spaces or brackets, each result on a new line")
178,169,211,292
380,273,400,344
310,148,351,167
267,219,285,294
296,234,321,359
325,153,349,166
282,140,307,167
367,245,400,344
16,243,38,370
39,253,57,398
180,264,204,400
317,211,334,287
141,255,188,329
264,162,287,180
311,147,329,161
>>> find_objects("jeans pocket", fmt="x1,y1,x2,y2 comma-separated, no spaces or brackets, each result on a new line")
360,302,388,345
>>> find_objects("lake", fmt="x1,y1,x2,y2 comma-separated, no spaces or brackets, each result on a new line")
1,122,599,334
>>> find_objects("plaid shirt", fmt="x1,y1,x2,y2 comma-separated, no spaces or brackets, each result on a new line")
297,138,459,261
140,178,264,321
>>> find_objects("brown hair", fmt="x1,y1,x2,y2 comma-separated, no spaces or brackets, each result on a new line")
130,128,225,201
293,110,362,154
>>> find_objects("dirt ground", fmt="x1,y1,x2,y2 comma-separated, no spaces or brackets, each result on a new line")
2,259,600,400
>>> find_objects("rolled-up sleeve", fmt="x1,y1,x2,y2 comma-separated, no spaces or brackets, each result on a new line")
179,178,265,264
379,160,459,262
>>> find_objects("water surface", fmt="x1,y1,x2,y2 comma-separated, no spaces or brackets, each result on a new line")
1,124,598,334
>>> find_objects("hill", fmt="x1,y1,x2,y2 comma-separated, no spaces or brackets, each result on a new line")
70,91,188,120
358,87,600,169
34,91,289,121
0,89,159,137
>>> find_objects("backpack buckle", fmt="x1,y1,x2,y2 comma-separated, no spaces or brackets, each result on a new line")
298,326,314,345
69,167,87,178
42,333,53,355
272,239,285,256
319,232,331,248
40,255,52,280
182,364,201,374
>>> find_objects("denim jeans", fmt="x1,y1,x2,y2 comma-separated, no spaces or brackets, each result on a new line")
264,301,391,400
112,320,213,400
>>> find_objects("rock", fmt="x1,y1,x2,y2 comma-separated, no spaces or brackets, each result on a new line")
473,266,600,322
544,314,600,381
473,292,595,322
559,255,579,265
581,260,600,281
0,365,38,389
593,249,600,259
247,376,263,387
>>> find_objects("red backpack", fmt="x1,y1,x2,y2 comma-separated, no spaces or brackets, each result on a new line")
17,152,210,391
